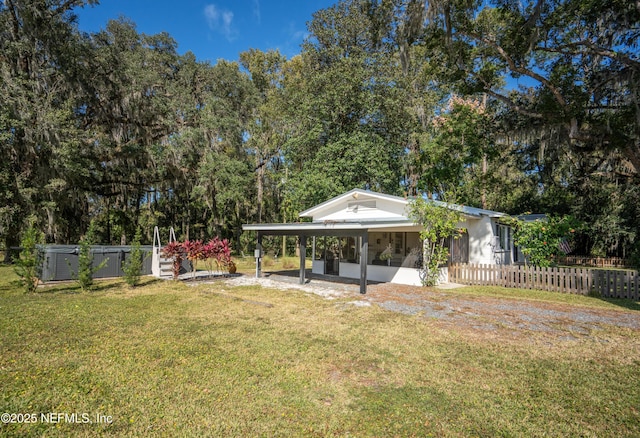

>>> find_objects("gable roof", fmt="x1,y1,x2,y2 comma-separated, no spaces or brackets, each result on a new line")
299,188,508,220
299,188,407,218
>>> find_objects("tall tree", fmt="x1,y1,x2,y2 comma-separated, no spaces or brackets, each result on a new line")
281,0,410,212
240,49,288,224
409,0,639,257
82,18,179,244
0,0,97,254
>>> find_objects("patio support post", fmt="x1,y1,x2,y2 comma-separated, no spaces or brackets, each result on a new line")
299,234,306,284
360,231,368,294
256,232,263,278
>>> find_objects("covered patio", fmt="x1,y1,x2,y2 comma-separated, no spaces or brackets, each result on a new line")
243,222,378,294
242,188,497,293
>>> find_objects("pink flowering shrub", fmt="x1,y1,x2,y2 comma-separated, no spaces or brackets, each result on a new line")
161,241,185,280
163,237,232,279
203,237,232,275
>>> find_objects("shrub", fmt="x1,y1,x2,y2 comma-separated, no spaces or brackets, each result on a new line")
161,237,232,279
14,223,44,293
71,221,108,292
161,241,185,280
203,237,232,275
122,229,145,287
262,256,274,268
507,215,581,267
281,257,297,269
183,240,206,278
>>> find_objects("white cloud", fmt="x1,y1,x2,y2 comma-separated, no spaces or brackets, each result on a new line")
287,22,308,45
204,4,237,41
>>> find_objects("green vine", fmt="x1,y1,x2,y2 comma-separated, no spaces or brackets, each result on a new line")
409,198,464,286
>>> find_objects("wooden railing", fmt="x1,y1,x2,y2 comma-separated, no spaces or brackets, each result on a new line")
448,263,639,300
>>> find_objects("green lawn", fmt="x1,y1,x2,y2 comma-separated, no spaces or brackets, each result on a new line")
1,265,639,437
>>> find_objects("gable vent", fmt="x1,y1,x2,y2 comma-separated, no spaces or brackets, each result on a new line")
347,201,376,212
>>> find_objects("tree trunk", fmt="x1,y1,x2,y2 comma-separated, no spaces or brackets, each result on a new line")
257,158,264,223
481,154,487,209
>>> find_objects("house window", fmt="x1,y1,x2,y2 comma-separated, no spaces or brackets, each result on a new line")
314,236,342,261
496,224,510,251
394,232,403,256
314,237,326,260
369,232,392,265
339,232,423,268
404,232,422,268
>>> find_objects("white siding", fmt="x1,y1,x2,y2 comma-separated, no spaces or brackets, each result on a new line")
465,217,497,264
339,263,447,286
312,259,324,275
312,197,409,222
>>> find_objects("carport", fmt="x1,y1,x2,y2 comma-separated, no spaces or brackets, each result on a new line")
242,222,374,294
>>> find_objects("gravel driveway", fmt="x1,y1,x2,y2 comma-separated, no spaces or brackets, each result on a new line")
363,283,640,341
222,274,640,341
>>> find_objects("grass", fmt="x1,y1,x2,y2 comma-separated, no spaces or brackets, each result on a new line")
193,255,310,275
1,265,639,437
233,255,311,271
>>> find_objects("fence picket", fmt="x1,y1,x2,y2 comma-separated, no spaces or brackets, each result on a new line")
568,267,574,293
448,263,639,299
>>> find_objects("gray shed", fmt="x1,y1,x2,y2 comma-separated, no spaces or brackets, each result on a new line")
39,245,153,282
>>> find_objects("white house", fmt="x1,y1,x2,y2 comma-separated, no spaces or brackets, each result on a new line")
243,189,517,293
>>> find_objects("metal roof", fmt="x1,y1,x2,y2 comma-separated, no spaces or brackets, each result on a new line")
242,219,422,236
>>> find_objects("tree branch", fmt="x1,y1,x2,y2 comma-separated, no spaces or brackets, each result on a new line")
483,89,544,119
539,41,640,71
463,31,568,108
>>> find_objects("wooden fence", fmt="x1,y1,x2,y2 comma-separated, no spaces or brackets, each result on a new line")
556,255,631,268
448,263,640,300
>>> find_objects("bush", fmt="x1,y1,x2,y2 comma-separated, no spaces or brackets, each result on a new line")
262,256,275,268
71,221,107,291
14,224,44,293
281,257,297,269
507,215,581,267
123,229,144,287
161,241,185,280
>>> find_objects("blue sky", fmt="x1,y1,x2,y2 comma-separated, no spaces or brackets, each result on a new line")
76,1,336,63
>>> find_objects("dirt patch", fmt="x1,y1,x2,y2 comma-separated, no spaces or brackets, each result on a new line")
363,283,640,342
218,275,640,343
